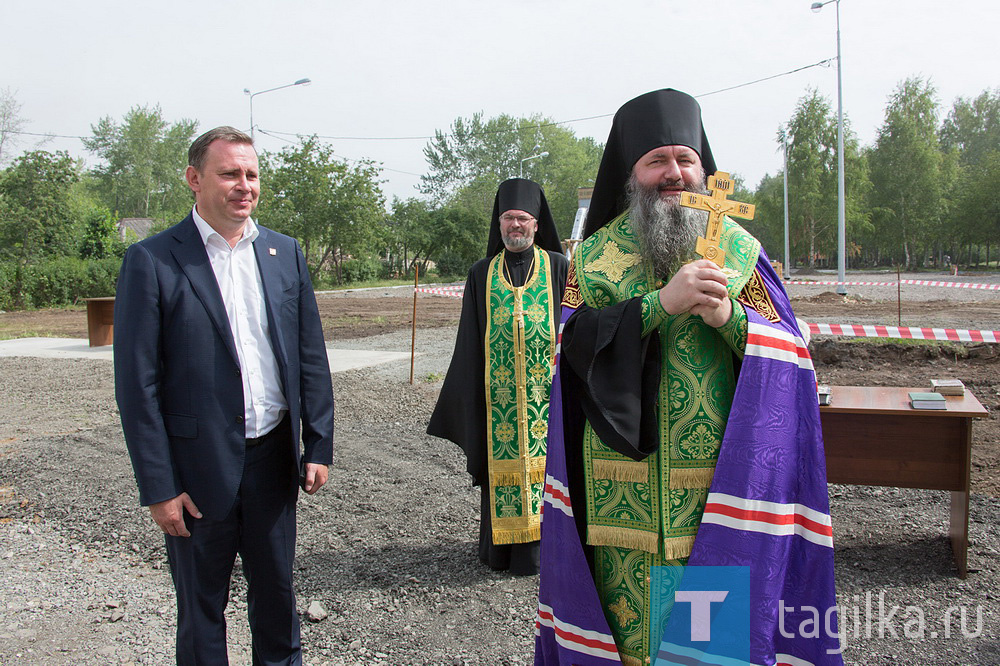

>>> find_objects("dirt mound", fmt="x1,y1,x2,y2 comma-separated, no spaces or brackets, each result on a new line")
811,339,1000,366
799,291,877,305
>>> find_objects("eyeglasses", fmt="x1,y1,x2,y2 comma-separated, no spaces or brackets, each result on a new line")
500,213,535,224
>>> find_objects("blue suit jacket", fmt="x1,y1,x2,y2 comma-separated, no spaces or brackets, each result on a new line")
114,215,334,520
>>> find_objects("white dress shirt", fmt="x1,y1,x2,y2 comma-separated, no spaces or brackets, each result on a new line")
192,206,287,438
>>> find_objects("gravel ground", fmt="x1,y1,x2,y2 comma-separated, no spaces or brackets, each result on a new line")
2,278,999,664
0,329,541,666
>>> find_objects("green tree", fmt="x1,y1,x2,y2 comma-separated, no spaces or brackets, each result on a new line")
777,89,868,268
0,150,82,262
79,204,126,259
952,149,1000,267
742,172,785,263
385,197,435,277
428,205,486,277
0,150,85,307
868,77,945,268
939,89,1000,266
844,150,873,266
940,89,1000,168
421,113,602,243
384,197,487,279
258,137,385,283
83,105,197,221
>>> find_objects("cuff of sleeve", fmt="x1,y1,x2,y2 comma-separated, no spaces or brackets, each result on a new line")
641,290,670,336
715,298,748,357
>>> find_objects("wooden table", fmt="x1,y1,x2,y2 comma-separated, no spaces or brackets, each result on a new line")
820,386,989,578
84,297,115,347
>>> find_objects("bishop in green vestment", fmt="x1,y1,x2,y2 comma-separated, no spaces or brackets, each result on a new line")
558,90,785,664
428,178,569,575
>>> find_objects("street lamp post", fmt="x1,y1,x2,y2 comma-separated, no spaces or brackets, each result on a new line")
519,151,549,179
811,0,846,294
243,77,311,139
783,130,791,280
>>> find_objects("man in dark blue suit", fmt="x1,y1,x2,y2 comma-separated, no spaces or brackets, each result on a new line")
114,126,334,665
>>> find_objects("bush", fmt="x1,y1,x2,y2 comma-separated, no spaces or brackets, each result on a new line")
340,257,386,284
0,262,16,311
0,257,121,309
79,205,127,260
435,250,473,279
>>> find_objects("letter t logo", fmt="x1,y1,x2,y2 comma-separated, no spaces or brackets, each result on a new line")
674,590,729,641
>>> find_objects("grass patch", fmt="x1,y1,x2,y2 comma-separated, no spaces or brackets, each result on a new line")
0,328,79,341
0,328,90,341
0,304,87,315
0,329,45,341
314,278,418,291
312,274,464,292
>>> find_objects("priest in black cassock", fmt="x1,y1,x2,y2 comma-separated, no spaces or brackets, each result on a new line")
428,178,568,575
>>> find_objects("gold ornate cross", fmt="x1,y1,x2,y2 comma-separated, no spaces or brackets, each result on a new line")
513,292,525,329
680,171,755,268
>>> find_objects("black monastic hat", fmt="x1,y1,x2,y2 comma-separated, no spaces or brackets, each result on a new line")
486,178,562,257
583,89,717,239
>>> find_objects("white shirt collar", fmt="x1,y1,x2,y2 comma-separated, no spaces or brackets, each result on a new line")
191,205,259,247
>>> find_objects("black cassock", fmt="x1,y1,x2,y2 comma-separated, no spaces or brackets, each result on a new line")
428,247,568,574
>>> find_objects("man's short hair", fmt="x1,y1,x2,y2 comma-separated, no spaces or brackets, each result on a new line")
188,126,254,171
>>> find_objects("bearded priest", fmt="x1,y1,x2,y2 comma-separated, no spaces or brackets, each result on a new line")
429,178,569,576
535,90,842,666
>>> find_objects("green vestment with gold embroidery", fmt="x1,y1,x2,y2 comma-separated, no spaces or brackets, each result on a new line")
484,246,557,545
571,212,761,666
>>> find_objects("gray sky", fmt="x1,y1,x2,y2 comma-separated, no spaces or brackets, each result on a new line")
3,0,997,204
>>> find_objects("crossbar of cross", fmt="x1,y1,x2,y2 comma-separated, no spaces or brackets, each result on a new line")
680,171,755,268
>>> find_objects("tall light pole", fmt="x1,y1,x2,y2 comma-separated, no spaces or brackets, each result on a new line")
519,151,549,178
811,0,846,294
243,77,311,139
783,129,791,280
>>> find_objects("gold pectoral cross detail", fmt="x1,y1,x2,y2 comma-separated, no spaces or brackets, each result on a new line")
680,171,755,269
513,290,525,329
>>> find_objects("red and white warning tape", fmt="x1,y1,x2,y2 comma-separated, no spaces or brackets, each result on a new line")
807,323,1000,343
422,280,998,292
414,286,465,297
900,279,1000,290
786,279,1000,290
414,285,999,343
786,280,895,286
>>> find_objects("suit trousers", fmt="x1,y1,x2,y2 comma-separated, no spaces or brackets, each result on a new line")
165,417,301,666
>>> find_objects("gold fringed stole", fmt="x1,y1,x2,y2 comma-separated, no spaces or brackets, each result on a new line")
483,247,556,545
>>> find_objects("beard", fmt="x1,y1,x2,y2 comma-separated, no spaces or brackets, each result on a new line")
627,170,709,278
501,232,534,251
